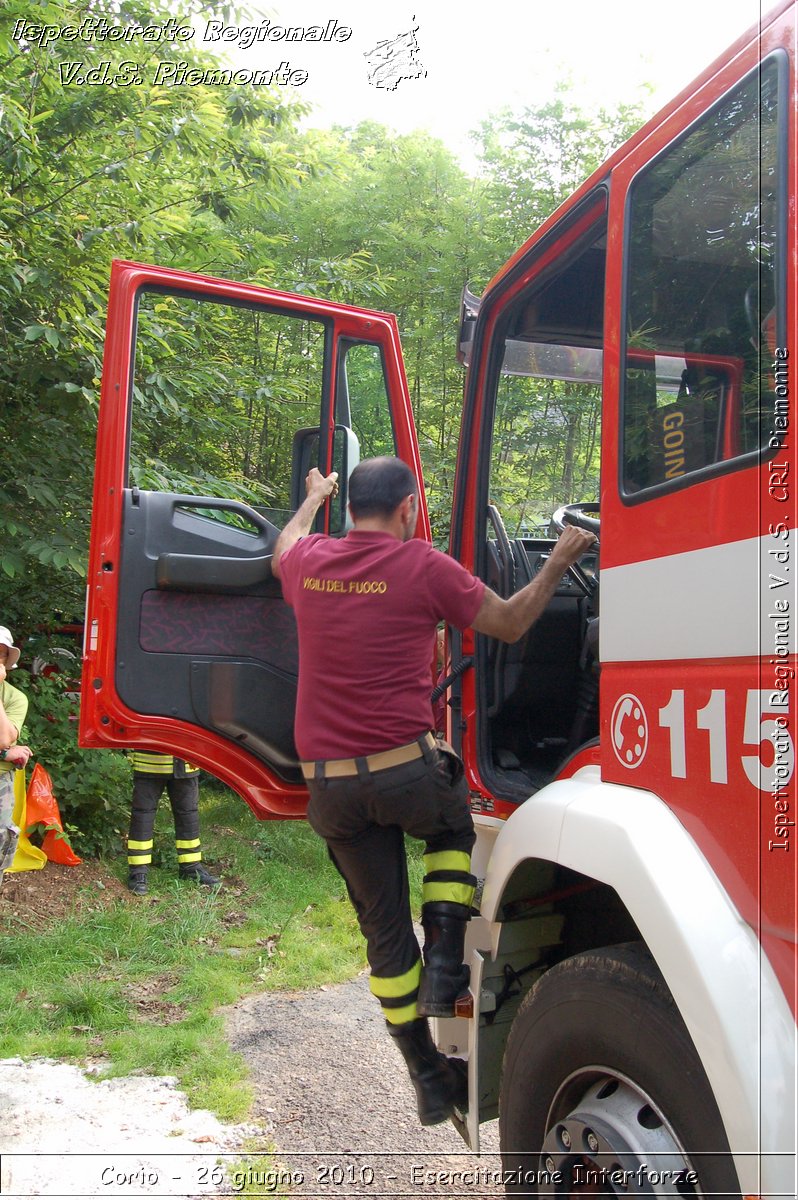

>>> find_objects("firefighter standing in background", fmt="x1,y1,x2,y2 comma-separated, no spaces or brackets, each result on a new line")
272,457,594,1127
126,752,220,894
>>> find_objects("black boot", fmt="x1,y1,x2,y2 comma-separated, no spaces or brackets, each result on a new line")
127,867,148,895
417,901,470,1017
388,1017,467,1125
178,863,220,887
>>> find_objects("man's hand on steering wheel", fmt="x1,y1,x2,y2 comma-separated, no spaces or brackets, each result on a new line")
550,503,599,596
549,525,597,569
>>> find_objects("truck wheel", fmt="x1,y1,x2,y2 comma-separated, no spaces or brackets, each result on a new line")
499,942,740,1197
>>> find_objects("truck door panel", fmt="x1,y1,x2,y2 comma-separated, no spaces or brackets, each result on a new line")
116,489,300,781
81,260,426,817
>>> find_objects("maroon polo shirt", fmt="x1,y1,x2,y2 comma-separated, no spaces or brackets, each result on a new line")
279,530,485,760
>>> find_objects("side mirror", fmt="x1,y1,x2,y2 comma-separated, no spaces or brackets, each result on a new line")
457,284,481,366
290,425,361,533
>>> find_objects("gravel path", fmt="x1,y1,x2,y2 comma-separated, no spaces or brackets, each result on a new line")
223,973,502,1197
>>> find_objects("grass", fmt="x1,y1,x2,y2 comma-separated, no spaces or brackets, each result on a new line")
0,784,424,1123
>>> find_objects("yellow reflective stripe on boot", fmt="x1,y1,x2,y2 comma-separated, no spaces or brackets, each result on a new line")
422,881,475,906
369,959,421,999
369,960,421,1024
382,1001,420,1025
176,838,201,864
127,839,152,866
423,850,472,875
422,850,475,907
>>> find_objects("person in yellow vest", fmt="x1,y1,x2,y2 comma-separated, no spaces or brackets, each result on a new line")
0,626,32,887
126,752,220,895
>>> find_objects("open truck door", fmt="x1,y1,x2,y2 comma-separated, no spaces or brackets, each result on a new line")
80,260,428,818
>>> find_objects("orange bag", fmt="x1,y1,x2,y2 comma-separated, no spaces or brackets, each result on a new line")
25,764,82,866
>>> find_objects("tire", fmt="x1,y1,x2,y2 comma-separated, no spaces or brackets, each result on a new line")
499,943,741,1197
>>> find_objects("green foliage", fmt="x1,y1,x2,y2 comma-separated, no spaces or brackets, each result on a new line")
472,84,648,272
21,671,131,857
0,0,315,633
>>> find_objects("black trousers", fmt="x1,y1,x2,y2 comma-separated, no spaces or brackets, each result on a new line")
127,773,200,867
306,739,475,1021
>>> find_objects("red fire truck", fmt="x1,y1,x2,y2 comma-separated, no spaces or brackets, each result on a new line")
81,2,796,1194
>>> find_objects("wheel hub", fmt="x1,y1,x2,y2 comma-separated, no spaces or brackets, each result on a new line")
539,1075,701,1196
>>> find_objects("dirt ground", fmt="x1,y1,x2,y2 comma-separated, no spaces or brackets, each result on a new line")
0,857,130,929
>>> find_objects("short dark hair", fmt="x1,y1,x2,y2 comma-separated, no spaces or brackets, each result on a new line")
348,456,418,518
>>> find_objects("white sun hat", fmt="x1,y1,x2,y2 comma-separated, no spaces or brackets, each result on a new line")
0,626,21,669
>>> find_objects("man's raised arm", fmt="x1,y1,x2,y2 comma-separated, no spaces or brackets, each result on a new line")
271,469,339,579
472,525,596,643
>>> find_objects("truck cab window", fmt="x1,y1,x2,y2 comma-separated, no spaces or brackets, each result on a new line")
131,291,327,527
339,341,396,460
623,60,782,495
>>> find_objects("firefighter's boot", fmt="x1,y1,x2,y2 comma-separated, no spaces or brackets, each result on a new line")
417,901,470,1018
387,1017,467,1126
127,867,149,895
178,862,220,887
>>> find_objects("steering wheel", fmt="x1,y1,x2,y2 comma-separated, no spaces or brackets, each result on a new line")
551,502,600,596
552,502,600,540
